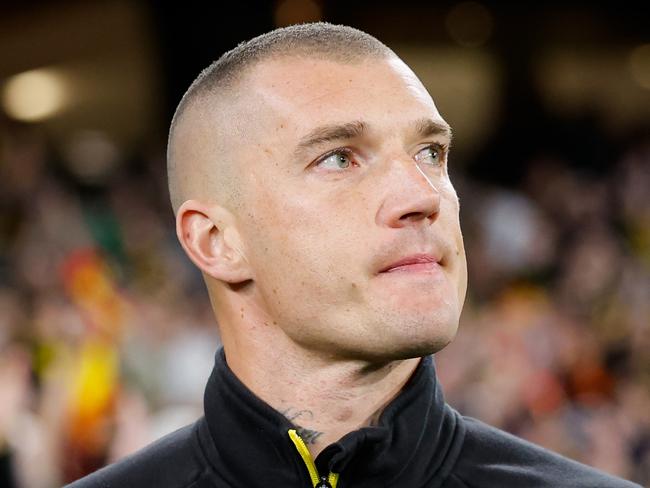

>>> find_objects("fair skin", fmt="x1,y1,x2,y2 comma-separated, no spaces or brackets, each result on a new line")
174,54,468,457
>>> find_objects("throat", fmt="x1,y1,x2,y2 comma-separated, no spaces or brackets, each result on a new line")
270,357,421,458
280,400,392,459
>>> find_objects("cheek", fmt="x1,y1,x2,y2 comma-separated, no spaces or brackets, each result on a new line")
242,170,372,294
451,217,468,305
456,239,468,303
240,190,331,288
251,208,366,313
438,187,466,298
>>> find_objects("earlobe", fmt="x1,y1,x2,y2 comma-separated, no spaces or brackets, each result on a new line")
176,200,251,283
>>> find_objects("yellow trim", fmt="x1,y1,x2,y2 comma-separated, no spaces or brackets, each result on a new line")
288,429,339,488
328,472,339,486
288,429,320,486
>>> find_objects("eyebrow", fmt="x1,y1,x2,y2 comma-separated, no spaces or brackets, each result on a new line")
413,118,453,144
294,121,367,156
293,118,453,160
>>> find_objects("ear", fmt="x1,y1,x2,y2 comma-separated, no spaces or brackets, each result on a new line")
176,200,252,284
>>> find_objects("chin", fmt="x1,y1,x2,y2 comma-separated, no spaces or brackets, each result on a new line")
393,333,456,359
348,322,459,363
390,307,460,350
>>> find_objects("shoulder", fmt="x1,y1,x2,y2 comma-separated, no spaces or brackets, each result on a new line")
65,419,207,488
450,416,641,488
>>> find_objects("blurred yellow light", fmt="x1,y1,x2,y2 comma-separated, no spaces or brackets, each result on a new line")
628,44,650,90
1,68,68,122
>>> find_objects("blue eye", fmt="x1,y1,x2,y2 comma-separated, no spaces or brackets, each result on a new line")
415,144,445,166
317,151,352,170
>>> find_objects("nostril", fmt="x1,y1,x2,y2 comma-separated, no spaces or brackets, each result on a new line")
400,211,424,221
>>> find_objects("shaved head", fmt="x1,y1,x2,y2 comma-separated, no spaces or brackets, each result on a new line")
170,20,467,367
166,22,394,215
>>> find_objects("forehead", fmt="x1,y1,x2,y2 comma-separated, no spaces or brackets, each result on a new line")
241,55,444,135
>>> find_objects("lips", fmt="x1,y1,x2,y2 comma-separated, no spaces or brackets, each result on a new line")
379,253,441,273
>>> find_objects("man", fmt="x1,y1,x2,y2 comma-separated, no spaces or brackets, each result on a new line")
68,23,640,487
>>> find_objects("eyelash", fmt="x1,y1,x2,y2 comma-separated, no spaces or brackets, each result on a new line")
418,143,449,165
314,147,355,168
313,143,449,170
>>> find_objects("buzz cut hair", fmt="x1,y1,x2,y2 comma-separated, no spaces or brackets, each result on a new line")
166,22,395,213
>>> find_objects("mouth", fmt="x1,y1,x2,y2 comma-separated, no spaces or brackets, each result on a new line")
378,253,443,274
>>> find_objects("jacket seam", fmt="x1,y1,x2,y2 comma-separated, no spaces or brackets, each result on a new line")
432,408,467,488
192,419,221,485
447,472,472,488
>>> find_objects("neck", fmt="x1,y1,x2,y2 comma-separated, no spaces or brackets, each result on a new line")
223,333,420,458
210,283,422,458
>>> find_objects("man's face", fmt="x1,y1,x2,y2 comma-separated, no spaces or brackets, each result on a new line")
229,55,467,361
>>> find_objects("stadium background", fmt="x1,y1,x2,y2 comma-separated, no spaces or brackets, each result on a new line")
0,1,648,486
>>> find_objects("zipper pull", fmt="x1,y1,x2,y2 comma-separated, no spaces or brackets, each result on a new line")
315,476,332,488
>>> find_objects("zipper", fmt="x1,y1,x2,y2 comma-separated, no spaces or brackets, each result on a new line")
288,429,340,488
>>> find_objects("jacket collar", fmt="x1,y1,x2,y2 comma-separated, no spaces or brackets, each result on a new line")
202,347,465,487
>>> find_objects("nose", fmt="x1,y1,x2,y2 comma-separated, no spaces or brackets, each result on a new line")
376,157,441,228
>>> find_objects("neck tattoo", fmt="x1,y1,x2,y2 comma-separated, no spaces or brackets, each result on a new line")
280,407,324,445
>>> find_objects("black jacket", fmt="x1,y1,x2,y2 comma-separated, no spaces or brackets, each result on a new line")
67,348,640,487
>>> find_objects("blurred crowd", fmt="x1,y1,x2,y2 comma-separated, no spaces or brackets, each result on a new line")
438,131,650,484
0,115,648,486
